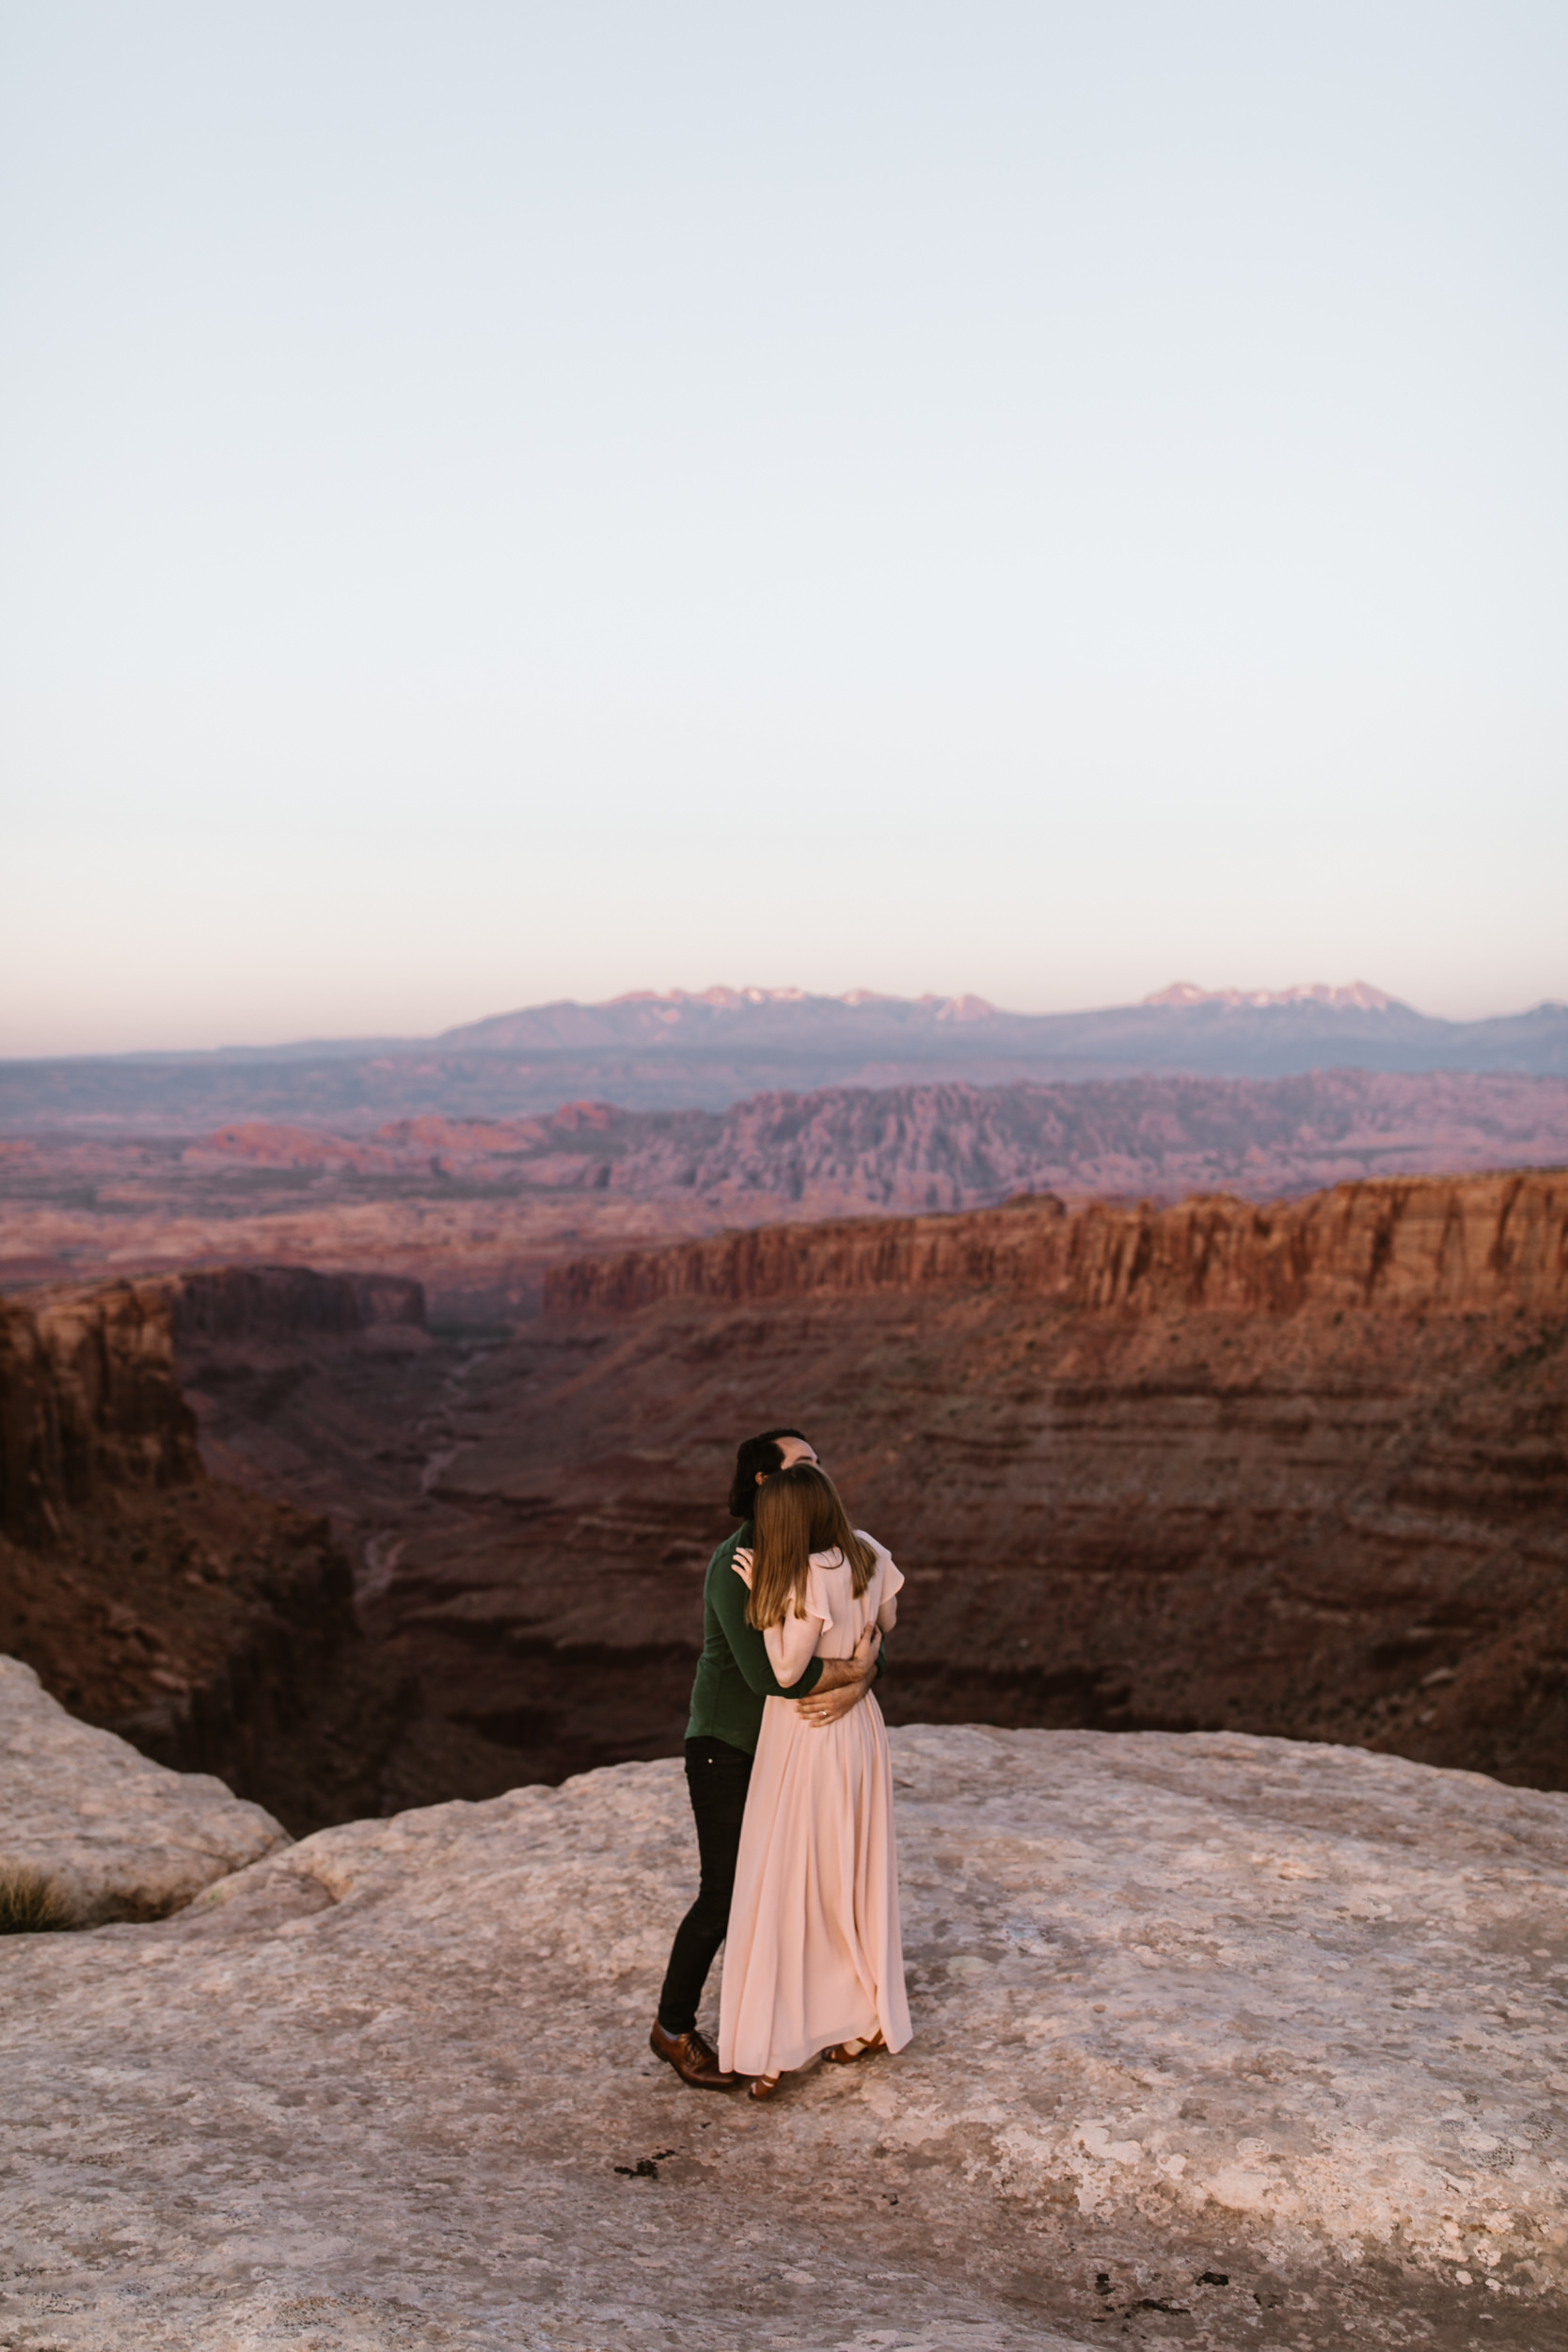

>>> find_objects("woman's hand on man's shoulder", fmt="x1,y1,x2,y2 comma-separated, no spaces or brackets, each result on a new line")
731,1546,755,1589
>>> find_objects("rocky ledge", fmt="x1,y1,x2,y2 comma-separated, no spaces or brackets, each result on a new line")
0,1656,286,1924
3,1705,1566,2347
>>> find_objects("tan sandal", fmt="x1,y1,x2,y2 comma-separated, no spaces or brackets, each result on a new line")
748,2072,783,2100
823,2028,887,2064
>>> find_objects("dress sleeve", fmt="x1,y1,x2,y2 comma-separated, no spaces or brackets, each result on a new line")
860,1532,904,1604
804,1552,838,1629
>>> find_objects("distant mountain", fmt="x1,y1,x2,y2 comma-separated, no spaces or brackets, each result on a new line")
3,982,1565,1133
435,978,1455,1071
436,984,1025,1055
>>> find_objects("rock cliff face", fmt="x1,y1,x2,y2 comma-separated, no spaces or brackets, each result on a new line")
0,1279,409,1832
0,1279,199,1545
1,1717,1564,2346
165,1263,426,1344
548,1168,1568,1318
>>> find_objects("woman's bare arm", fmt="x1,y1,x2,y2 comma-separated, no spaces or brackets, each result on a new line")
733,1546,832,1685
877,1595,898,1633
764,1610,827,1686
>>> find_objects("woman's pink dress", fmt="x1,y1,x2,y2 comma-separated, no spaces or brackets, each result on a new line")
719,1537,912,2078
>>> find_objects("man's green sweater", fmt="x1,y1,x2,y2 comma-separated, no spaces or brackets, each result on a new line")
684,1522,825,1753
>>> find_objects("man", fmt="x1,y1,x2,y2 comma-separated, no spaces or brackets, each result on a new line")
649,1426,880,2089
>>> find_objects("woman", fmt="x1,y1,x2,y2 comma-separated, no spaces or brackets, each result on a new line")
718,1461,912,2097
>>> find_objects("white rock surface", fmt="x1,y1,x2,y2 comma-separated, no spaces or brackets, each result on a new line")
2,1724,1566,2349
0,1655,287,1923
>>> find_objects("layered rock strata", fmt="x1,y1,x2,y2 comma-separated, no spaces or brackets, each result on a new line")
0,1655,285,1924
1,1722,1564,2346
547,1168,1568,1317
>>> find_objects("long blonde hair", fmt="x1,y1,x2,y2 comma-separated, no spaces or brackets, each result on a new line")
747,1462,878,1629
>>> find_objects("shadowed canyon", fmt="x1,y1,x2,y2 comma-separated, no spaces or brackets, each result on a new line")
5,1168,1564,1828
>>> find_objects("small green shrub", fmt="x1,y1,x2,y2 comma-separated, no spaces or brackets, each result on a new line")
0,1867,72,1934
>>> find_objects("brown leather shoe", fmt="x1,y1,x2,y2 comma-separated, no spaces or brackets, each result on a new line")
649,2021,742,2089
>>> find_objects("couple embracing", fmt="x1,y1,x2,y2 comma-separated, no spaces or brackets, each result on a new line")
649,1427,912,2099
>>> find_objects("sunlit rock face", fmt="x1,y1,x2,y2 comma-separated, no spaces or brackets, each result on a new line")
0,1656,285,1924
2,1722,1565,2347
546,1168,1568,1317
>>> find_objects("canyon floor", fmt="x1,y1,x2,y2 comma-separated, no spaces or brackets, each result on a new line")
4,1661,1566,2351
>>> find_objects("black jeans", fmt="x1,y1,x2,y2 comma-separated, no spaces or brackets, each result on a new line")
657,1736,753,2036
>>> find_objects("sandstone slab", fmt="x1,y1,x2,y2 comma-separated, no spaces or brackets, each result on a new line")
3,1725,1566,2346
0,1655,287,1923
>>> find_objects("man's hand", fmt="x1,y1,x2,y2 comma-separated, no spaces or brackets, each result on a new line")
795,1625,880,1727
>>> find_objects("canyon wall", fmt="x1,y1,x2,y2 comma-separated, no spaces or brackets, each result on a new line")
549,1168,1568,1319
0,1280,199,1545
136,1172,1565,1805
8,1169,1565,1820
165,1263,425,1346
0,1278,409,1832
407,1167,1568,1794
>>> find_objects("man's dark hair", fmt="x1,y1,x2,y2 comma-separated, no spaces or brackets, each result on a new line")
727,1427,813,1520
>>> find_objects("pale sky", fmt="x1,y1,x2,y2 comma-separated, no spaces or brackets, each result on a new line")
3,1,1564,1054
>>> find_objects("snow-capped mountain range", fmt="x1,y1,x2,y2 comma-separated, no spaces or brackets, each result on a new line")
3,982,1564,1131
